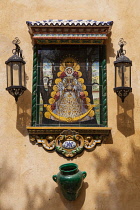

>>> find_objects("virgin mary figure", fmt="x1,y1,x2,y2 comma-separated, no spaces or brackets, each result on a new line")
45,59,95,123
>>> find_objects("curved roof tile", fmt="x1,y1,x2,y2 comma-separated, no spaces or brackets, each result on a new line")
26,19,113,26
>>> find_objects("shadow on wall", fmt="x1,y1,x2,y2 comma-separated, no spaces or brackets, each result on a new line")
0,161,15,210
24,182,88,210
93,142,140,210
54,182,88,210
116,93,135,137
106,33,116,64
1,143,140,210
16,89,32,136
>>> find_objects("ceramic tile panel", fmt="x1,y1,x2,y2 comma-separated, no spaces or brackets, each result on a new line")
33,45,107,127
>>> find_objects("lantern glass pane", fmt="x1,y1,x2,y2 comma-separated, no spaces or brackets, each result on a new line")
13,62,20,86
124,66,131,87
21,64,26,87
7,63,11,87
116,66,123,87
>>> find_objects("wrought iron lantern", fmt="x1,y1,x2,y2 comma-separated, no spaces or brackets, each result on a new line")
114,38,132,102
5,37,26,102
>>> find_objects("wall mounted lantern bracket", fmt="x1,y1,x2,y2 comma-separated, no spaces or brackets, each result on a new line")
5,37,26,102
114,38,132,102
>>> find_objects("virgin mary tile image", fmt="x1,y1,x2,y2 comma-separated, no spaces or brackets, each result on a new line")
44,57,95,123
38,45,101,126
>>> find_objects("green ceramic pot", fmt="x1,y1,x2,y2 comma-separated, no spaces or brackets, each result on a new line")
52,163,87,201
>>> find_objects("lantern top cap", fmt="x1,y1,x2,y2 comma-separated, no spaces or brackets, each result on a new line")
5,54,26,64
114,54,132,65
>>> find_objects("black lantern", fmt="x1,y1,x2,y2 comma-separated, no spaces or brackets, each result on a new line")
5,37,26,102
114,38,132,102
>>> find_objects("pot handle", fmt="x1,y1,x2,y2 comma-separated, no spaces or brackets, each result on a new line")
82,171,87,179
52,175,57,182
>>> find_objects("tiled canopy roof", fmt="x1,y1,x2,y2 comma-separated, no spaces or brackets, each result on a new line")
26,20,113,44
26,19,113,26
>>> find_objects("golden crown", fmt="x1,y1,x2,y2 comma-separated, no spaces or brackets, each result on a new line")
65,61,74,67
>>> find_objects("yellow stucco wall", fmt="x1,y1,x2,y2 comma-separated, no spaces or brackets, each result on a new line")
0,0,140,209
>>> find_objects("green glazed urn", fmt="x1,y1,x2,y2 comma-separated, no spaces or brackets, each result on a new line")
52,163,87,201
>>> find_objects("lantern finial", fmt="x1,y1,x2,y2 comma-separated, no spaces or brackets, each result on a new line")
12,37,23,59
116,38,127,58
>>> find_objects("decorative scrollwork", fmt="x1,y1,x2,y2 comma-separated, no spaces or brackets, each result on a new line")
118,38,127,47
28,129,110,158
84,136,101,149
55,131,84,157
30,135,55,150
114,87,132,103
12,37,23,58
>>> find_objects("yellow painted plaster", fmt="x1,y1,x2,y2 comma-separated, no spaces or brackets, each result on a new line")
0,0,140,209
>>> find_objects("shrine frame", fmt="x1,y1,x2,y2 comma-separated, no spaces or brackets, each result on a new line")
31,44,107,127
26,20,113,157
